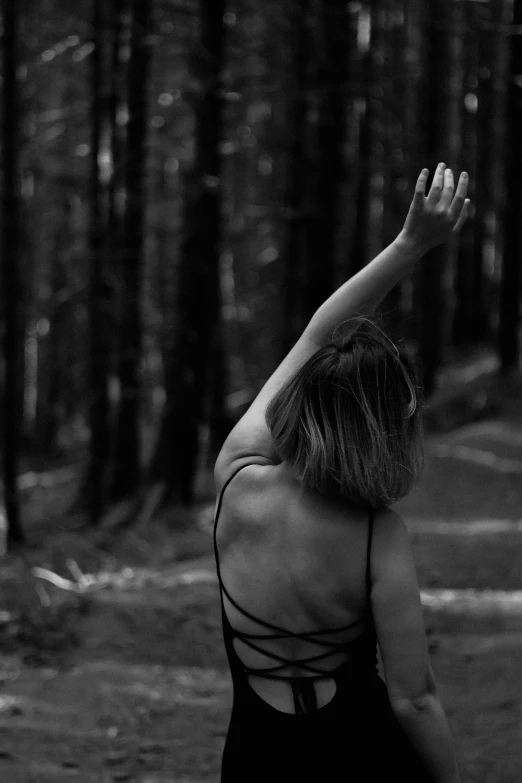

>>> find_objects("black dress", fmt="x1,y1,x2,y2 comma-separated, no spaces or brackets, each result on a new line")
214,464,432,782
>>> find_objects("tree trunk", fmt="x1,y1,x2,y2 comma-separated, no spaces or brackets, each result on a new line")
281,0,311,358
108,0,128,242
205,318,234,469
148,0,225,506
301,0,350,324
381,0,409,337
1,0,24,546
111,0,153,500
452,1,479,347
469,0,496,344
107,0,129,492
499,0,522,372
398,0,424,344
416,0,452,395
87,0,113,523
36,198,73,454
351,4,384,274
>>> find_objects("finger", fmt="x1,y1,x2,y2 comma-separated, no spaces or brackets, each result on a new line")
439,168,455,208
412,168,429,203
452,199,471,233
426,162,446,205
448,172,469,221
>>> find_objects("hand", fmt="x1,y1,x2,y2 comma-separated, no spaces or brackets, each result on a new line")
397,163,471,255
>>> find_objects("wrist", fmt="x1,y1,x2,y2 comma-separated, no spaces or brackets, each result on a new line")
393,232,426,264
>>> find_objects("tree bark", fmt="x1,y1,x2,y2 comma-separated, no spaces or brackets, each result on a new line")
87,0,113,523
36,198,73,454
469,0,496,344
301,0,350,323
205,317,234,469
416,0,452,395
108,0,128,244
452,0,479,347
111,0,153,500
148,0,225,505
499,0,522,372
1,0,24,546
107,0,129,492
281,0,311,357
381,0,409,337
351,4,383,275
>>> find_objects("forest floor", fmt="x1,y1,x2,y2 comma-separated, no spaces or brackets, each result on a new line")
1,360,522,782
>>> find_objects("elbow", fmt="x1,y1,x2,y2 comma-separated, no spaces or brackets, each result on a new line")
388,675,439,718
391,691,435,717
387,665,439,713
390,691,440,722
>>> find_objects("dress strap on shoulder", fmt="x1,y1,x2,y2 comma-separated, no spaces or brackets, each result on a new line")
214,462,367,638
213,462,255,573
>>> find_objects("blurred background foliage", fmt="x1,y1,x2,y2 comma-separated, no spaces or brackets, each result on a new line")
0,0,521,542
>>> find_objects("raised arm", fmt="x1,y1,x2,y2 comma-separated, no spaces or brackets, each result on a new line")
306,163,470,345
215,164,470,479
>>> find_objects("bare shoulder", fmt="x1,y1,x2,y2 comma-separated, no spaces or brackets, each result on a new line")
213,460,286,553
214,456,278,497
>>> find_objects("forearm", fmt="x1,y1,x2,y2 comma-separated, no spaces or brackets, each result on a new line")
392,693,461,783
306,234,422,345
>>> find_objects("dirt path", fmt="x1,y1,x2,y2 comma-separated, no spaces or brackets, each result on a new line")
1,575,521,783
1,419,522,782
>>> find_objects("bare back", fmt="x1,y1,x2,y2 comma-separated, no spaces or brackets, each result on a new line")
214,461,374,713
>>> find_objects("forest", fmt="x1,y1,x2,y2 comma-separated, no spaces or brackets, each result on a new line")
0,0,521,781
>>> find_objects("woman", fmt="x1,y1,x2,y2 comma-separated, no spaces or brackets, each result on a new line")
213,163,469,782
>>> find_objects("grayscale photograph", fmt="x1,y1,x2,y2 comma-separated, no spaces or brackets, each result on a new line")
0,1,521,781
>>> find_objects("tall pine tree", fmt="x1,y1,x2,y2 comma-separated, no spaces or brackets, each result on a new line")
148,0,225,505
499,0,522,372
1,0,24,545
87,0,113,523
112,0,153,499
417,0,452,394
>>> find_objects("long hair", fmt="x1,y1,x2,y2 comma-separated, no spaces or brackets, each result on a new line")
265,314,425,509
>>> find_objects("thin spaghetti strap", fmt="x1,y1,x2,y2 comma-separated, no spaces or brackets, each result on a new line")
213,463,255,576
366,509,374,597
213,462,366,637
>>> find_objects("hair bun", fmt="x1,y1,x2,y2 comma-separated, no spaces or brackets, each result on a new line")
334,336,354,353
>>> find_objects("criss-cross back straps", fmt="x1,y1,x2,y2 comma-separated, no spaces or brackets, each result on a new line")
213,463,374,659
219,576,365,638
224,621,363,679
